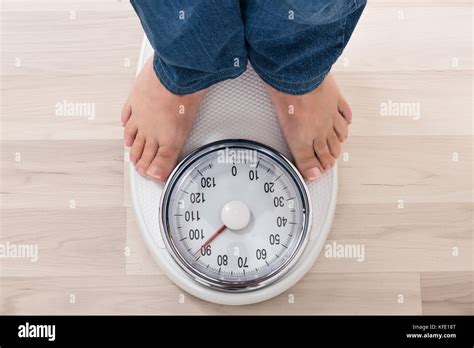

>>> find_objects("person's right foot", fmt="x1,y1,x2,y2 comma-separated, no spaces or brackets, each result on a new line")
266,73,351,181
122,56,206,182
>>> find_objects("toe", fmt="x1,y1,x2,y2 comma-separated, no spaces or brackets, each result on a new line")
136,140,158,175
121,101,132,126
338,98,352,124
146,144,181,182
327,131,341,159
313,137,335,170
290,145,324,181
334,113,349,142
123,121,138,147
129,133,145,164
146,145,180,182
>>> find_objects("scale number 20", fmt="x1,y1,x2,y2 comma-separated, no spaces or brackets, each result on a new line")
264,182,274,193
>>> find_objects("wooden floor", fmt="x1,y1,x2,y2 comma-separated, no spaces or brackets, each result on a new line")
0,0,472,314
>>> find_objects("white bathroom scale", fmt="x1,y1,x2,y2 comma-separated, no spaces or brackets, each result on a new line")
130,37,337,305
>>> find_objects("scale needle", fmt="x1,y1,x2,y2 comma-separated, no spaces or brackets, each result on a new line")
194,224,227,256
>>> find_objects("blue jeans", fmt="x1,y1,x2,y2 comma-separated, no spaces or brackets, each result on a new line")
131,0,366,95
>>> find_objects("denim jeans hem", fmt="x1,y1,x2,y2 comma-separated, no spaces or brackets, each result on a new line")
251,62,330,96
153,54,248,95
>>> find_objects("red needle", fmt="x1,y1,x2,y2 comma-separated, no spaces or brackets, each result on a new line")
194,224,227,256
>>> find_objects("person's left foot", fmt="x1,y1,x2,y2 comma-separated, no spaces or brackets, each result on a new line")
266,73,351,181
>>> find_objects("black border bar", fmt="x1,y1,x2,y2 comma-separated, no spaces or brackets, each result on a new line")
0,315,472,346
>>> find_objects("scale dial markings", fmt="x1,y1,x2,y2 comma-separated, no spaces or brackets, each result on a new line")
161,140,311,291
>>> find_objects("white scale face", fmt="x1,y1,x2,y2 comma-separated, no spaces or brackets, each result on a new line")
160,140,311,292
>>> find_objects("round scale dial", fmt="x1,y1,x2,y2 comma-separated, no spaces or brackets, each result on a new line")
160,140,311,292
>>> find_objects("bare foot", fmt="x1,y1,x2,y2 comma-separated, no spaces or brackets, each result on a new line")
122,56,206,182
266,73,351,181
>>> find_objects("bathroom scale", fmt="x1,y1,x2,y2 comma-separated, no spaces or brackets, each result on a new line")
129,36,337,305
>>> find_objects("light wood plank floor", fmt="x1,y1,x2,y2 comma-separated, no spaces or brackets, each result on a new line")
1,0,472,314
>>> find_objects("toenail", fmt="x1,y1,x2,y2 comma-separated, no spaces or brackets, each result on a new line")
147,165,162,180
323,161,334,170
305,167,322,181
137,166,146,176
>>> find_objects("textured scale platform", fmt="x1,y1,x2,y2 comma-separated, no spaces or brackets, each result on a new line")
130,37,337,304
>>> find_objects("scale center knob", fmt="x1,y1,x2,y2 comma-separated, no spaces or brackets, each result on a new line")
221,200,251,230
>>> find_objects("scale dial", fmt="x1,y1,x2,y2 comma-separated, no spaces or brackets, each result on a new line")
160,140,311,292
